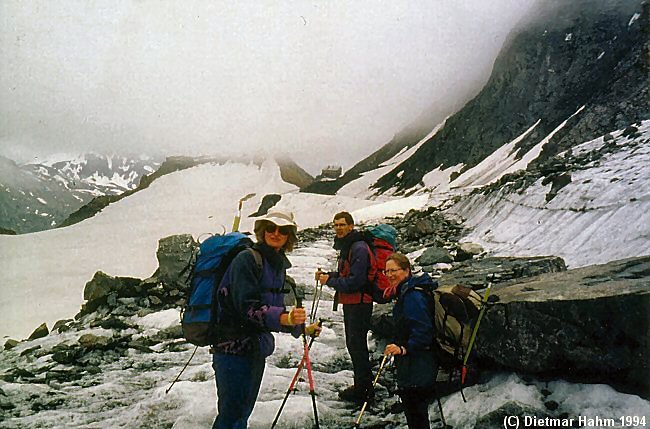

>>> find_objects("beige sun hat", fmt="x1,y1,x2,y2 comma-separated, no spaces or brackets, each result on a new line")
254,210,298,231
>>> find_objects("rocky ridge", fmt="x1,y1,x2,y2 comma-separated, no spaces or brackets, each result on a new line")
373,0,648,195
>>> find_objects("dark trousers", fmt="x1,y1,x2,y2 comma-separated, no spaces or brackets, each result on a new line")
212,352,265,429
343,303,373,390
400,388,433,429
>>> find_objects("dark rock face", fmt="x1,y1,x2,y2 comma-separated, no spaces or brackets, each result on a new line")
81,271,143,315
542,173,572,202
152,234,196,291
3,339,19,350
416,247,453,265
454,242,484,262
27,323,49,341
394,207,466,254
439,256,567,289
250,194,282,217
477,256,650,397
373,0,648,195
275,157,314,189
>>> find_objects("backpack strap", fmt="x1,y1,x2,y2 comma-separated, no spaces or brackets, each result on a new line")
246,247,263,277
360,242,378,303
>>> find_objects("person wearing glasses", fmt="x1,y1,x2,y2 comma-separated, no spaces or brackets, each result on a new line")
316,211,375,404
211,211,321,429
383,252,438,429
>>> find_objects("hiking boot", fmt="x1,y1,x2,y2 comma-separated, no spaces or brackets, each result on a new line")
338,385,375,405
338,385,361,402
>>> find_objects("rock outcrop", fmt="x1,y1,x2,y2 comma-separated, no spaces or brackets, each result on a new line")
477,255,650,397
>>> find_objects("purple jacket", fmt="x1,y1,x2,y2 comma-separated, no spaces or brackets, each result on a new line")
214,243,301,357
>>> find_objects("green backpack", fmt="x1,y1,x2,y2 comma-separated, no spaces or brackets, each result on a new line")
417,283,486,426
431,284,483,370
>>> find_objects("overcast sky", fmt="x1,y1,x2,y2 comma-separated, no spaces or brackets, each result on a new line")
0,0,535,175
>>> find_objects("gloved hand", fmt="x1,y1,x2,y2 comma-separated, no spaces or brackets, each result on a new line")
384,343,406,356
280,307,307,326
318,273,329,285
304,322,322,338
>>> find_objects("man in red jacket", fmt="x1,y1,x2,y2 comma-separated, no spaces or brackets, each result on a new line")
317,211,374,404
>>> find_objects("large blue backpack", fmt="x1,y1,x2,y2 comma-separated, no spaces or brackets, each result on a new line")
181,232,262,346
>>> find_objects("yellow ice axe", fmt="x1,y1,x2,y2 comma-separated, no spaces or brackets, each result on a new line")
231,193,256,232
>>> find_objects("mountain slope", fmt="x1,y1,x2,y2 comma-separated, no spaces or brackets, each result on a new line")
447,120,650,268
0,153,160,233
372,0,648,195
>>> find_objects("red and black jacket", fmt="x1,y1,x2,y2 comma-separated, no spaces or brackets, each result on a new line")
326,230,374,304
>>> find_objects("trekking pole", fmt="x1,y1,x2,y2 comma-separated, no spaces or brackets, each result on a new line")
353,354,390,428
310,269,324,323
231,193,256,232
297,297,320,429
310,274,319,323
165,345,198,394
271,320,322,429
461,282,492,385
313,283,322,323
303,334,320,428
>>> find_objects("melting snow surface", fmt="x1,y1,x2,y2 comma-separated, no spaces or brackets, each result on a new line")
449,120,650,267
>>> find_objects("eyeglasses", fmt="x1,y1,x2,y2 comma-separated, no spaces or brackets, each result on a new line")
265,224,293,236
383,268,403,275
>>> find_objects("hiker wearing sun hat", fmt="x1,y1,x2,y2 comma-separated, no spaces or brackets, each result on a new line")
211,210,321,429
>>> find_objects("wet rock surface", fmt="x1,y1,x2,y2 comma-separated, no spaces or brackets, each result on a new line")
477,256,650,397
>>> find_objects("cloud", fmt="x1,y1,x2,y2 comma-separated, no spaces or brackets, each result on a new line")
0,0,535,174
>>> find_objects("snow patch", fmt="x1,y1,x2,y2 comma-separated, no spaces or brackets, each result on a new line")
132,309,181,330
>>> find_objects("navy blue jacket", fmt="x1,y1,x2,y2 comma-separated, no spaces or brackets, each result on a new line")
326,230,373,304
393,273,438,389
215,242,300,357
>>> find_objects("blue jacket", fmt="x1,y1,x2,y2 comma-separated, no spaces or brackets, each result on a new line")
393,273,438,389
214,242,300,358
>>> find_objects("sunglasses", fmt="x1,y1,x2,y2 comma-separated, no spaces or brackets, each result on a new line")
264,223,293,235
